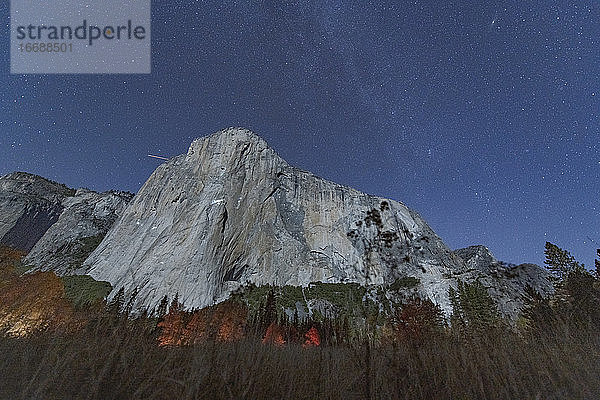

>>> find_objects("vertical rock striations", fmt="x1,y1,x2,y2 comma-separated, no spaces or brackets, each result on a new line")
23,189,133,274
81,128,470,313
0,172,73,252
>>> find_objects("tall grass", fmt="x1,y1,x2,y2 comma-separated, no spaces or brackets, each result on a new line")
0,313,599,400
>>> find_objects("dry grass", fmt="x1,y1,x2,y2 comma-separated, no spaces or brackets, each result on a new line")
0,316,599,400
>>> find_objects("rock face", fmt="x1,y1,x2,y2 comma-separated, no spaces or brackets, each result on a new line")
455,245,500,273
0,172,74,252
23,189,133,275
80,128,550,317
453,245,554,317
0,132,554,320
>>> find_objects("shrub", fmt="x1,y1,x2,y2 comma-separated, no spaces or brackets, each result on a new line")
61,275,112,309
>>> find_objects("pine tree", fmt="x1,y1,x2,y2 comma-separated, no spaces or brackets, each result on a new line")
564,266,600,328
263,288,276,326
449,280,500,332
347,203,402,400
527,244,600,332
595,249,600,280
156,295,169,317
347,203,400,286
521,285,556,334
544,242,582,281
107,287,125,315
170,293,181,313
123,287,139,315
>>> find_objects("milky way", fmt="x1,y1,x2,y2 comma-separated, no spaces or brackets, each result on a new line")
1,1,598,267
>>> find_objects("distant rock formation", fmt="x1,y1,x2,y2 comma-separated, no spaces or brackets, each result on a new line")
453,245,554,318
77,128,551,317
0,172,73,252
24,188,133,274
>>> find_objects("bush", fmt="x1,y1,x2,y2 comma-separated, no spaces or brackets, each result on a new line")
61,275,112,309
389,276,420,291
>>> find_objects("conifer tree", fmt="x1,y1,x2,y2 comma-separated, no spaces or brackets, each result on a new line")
595,249,600,280
544,241,582,281
156,295,169,317
107,287,125,315
521,285,556,334
449,280,500,332
263,288,276,326
563,267,600,328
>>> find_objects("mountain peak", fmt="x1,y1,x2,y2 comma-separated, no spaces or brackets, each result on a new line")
83,128,461,313
0,171,75,199
209,126,263,141
183,127,285,172
189,127,268,152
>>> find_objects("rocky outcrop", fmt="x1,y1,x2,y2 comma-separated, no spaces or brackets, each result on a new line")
0,172,74,252
79,128,551,318
24,189,133,275
455,245,501,274
453,245,554,317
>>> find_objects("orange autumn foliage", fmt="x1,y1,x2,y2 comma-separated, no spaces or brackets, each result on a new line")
303,326,321,347
262,322,286,347
215,301,247,342
0,270,82,336
157,307,186,346
394,297,443,343
158,300,247,346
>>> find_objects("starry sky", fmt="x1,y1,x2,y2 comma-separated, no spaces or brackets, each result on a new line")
1,1,598,267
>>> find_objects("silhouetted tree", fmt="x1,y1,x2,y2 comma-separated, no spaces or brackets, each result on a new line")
449,280,500,333
107,287,125,315
563,267,600,328
525,244,600,332
156,295,169,317
595,249,600,280
521,285,556,334
544,241,582,282
347,202,400,286
394,297,444,343
346,202,402,400
263,288,276,327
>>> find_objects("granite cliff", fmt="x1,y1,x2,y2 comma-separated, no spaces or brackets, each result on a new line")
0,172,73,252
0,172,132,274
24,188,133,274
77,128,551,316
0,129,552,319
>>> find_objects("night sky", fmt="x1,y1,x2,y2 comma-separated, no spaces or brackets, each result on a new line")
1,1,598,267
